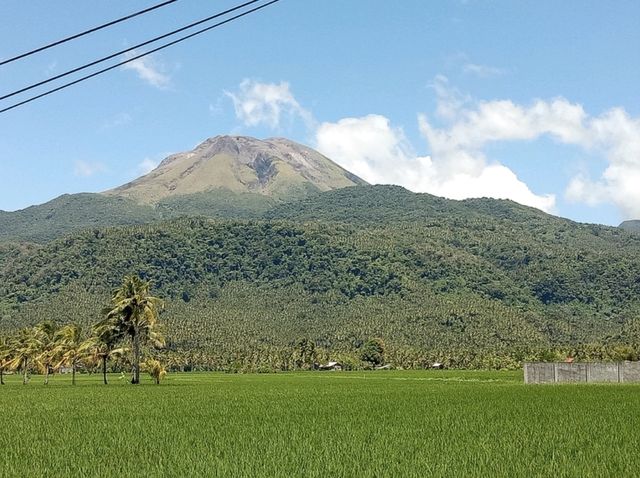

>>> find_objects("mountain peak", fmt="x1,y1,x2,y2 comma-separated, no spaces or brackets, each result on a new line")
106,135,367,204
620,220,640,233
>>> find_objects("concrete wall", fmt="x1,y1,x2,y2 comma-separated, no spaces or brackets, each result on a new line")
524,362,555,384
588,363,619,383
621,361,640,382
524,362,640,384
555,363,587,382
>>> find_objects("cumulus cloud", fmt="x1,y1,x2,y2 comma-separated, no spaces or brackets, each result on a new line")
226,79,314,129
73,160,107,178
315,115,419,186
418,78,640,217
568,109,640,218
122,51,171,89
416,76,640,216
316,113,556,212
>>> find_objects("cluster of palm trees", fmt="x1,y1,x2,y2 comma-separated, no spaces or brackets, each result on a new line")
0,275,165,385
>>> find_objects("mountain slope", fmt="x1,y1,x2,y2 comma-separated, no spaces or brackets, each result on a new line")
0,189,282,244
266,186,640,314
3,186,640,369
3,136,640,369
0,194,158,243
106,135,367,203
0,217,548,362
620,220,640,233
0,136,366,243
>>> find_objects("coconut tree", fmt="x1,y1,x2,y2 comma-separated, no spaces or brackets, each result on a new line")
54,324,91,385
0,335,11,385
143,359,167,385
88,319,126,385
9,327,41,385
106,275,164,384
34,320,59,385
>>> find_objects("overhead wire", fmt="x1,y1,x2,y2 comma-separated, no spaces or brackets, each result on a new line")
0,0,281,115
0,0,263,102
0,0,179,66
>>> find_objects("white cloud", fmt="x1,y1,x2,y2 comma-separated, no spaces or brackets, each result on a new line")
571,109,640,218
137,158,159,175
415,76,640,216
429,75,471,121
226,80,314,129
422,77,589,150
565,175,607,206
122,51,171,89
315,115,417,186
314,76,558,212
316,114,556,213
73,160,107,178
462,62,506,78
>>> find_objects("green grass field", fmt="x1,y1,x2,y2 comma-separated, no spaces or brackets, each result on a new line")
1,370,639,477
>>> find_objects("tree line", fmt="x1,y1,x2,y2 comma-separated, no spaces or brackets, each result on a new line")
0,275,166,385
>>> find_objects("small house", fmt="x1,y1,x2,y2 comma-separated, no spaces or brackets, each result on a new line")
318,361,342,371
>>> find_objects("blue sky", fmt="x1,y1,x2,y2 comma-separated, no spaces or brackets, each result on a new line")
0,0,638,225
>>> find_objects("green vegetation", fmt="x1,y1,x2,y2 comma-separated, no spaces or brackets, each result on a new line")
1,276,165,385
2,185,640,369
156,189,277,220
52,324,89,385
0,190,276,243
143,358,167,384
360,337,386,366
1,371,640,477
0,193,158,243
104,275,164,384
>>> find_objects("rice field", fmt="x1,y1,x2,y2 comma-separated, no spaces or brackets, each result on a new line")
1,370,639,477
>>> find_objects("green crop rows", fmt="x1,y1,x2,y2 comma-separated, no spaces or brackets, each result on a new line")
2,370,639,477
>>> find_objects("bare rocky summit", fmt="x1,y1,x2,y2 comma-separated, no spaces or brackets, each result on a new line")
106,135,367,204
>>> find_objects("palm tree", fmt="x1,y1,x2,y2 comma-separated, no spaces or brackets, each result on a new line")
143,359,167,384
34,321,59,385
0,335,11,385
54,324,91,385
9,327,42,385
106,275,164,384
88,319,126,385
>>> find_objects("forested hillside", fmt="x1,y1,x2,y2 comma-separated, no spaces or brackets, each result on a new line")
0,194,157,243
0,190,278,243
2,185,640,370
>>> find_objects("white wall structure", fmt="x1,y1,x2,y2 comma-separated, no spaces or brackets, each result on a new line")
524,362,640,384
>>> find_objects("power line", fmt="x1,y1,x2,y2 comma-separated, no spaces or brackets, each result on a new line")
0,0,281,115
0,0,179,66
0,0,263,102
